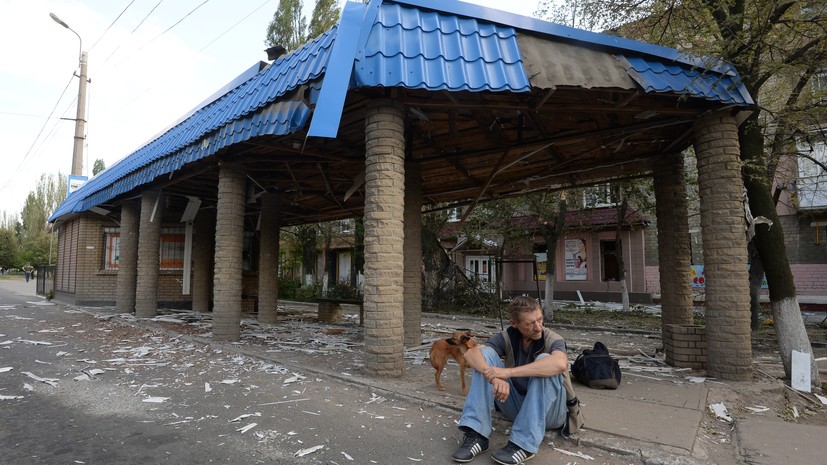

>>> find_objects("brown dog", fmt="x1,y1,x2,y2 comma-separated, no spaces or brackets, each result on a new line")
429,331,477,394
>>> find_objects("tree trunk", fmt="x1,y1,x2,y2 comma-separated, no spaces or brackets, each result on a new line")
616,196,630,311
544,265,556,321
741,116,821,387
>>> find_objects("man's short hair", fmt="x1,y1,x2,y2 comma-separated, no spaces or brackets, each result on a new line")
508,296,541,323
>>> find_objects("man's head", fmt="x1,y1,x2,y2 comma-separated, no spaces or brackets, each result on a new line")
508,296,544,341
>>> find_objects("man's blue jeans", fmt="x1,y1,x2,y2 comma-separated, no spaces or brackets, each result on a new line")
458,346,567,454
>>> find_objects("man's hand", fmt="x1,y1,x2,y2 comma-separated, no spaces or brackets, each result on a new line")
482,365,508,383
491,378,510,403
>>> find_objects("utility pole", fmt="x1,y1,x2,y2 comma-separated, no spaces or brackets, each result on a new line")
73,51,89,177
50,13,88,177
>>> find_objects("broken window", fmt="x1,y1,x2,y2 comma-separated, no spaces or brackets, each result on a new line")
601,240,620,281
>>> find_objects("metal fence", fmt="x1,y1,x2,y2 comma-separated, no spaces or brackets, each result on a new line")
36,265,55,297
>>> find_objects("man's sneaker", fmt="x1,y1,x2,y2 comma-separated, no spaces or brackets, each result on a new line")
491,441,536,465
452,431,489,463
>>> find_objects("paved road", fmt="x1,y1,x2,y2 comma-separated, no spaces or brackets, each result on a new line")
0,283,465,465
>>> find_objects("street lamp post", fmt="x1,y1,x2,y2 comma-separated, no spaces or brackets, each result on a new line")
50,13,88,178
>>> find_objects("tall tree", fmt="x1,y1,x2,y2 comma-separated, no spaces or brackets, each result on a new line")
19,173,66,267
307,0,340,40
539,0,826,386
93,158,106,176
265,0,307,51
0,228,18,270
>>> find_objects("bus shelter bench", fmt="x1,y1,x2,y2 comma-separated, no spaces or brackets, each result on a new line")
316,298,364,325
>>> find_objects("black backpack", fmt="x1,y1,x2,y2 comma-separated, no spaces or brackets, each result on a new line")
571,341,622,389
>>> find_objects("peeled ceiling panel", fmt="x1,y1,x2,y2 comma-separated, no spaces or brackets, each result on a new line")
518,33,636,90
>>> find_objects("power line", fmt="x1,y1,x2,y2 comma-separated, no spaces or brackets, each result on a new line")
136,0,212,54
200,0,274,52
89,0,136,52
0,73,76,195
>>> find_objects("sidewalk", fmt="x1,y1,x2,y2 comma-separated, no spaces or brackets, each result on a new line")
3,276,825,465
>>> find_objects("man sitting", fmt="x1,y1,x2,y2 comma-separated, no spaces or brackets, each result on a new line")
452,296,568,464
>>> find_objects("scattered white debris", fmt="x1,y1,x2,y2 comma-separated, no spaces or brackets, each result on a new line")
219,379,239,385
745,406,770,413
283,373,305,384
23,384,33,391
685,376,707,383
815,393,827,405
553,447,594,460
294,445,324,457
22,372,58,387
236,423,257,434
0,367,12,373
0,394,23,400
133,346,151,357
792,406,799,419
341,451,354,461
73,373,91,381
258,398,309,406
55,351,70,357
229,413,261,422
142,396,170,403
205,383,212,392
709,402,732,422
86,368,105,376
407,458,422,462
17,339,52,346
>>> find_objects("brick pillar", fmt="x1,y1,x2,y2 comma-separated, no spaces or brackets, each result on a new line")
258,193,281,324
403,161,422,347
192,208,215,313
116,200,139,314
212,164,246,341
664,324,707,369
693,111,752,381
135,190,162,318
363,101,405,377
653,153,695,350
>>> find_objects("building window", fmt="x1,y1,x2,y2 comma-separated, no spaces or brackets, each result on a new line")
601,240,620,281
581,184,619,208
465,255,496,288
103,227,190,271
160,228,186,270
104,227,120,270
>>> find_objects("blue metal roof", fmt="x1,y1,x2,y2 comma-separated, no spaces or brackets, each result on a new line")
620,56,753,106
52,27,336,219
355,2,528,91
51,0,754,221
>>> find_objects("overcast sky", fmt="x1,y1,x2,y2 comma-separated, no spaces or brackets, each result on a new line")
0,0,540,217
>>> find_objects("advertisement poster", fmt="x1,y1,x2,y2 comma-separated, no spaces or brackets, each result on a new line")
67,175,88,194
690,265,767,289
565,238,587,281
534,252,547,281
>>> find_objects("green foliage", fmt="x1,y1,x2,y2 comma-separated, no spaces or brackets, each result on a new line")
307,0,340,40
424,265,501,316
16,172,64,268
18,231,52,268
277,274,301,300
265,0,307,51
92,158,106,176
323,281,362,300
0,228,18,269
